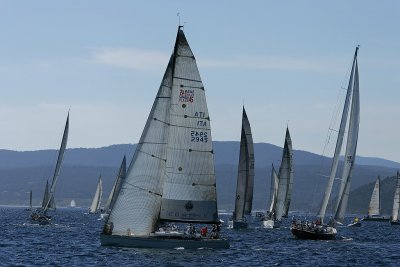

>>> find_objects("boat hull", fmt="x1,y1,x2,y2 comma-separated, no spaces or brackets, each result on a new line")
347,221,361,227
290,226,336,240
232,220,248,229
262,219,280,229
362,217,390,222
100,234,229,249
390,220,400,225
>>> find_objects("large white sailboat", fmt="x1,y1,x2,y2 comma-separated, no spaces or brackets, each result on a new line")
263,128,293,228
230,107,254,229
89,175,103,214
100,27,229,249
291,46,360,240
391,171,400,225
31,112,69,225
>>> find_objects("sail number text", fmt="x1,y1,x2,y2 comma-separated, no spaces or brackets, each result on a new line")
191,131,208,142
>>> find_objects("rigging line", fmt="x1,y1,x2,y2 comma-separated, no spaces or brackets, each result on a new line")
176,54,195,59
183,114,210,120
165,171,215,177
188,148,213,153
137,141,167,145
173,76,202,83
155,96,171,99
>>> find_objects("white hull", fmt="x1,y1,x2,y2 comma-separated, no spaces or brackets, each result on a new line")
100,234,229,249
262,219,281,229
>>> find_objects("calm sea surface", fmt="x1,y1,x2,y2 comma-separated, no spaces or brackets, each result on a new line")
1,207,399,266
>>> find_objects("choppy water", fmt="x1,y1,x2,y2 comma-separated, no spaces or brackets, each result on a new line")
1,207,399,266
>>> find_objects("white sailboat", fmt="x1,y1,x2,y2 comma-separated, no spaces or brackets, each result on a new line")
291,46,360,239
263,128,293,228
31,112,69,225
391,171,400,225
230,107,254,229
363,176,390,221
100,156,126,219
89,176,103,214
101,27,229,249
70,199,77,208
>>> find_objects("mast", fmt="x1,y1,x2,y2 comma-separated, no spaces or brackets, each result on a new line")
317,47,358,222
392,171,400,221
334,51,360,223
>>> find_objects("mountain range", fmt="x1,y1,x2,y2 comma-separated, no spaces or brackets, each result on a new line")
0,142,398,216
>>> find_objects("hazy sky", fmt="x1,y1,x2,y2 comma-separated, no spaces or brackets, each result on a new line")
0,1,399,162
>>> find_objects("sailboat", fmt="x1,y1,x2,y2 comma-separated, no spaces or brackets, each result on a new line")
391,171,400,225
263,128,293,228
31,112,69,225
100,27,229,249
362,176,390,221
291,46,360,240
70,199,77,208
230,107,254,229
89,175,103,214
100,156,126,219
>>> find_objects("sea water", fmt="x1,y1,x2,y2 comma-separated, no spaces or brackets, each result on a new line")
1,207,399,266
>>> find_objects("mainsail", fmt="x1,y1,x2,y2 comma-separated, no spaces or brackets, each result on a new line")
108,27,219,236
282,128,293,217
334,57,360,223
275,128,293,220
103,156,126,214
42,112,69,212
90,176,103,213
392,171,400,221
368,177,381,216
317,47,359,222
268,164,279,215
233,107,254,220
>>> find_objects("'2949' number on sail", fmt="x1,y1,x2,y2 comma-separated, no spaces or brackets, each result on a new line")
191,131,208,142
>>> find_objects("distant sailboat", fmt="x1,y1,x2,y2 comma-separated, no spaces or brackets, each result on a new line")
391,171,400,225
31,112,69,225
263,128,293,228
363,176,390,221
100,27,229,249
101,156,126,219
230,107,254,229
70,199,77,208
291,46,360,240
25,190,33,211
89,176,103,214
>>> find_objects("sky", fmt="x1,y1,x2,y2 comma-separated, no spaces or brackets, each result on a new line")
0,1,399,162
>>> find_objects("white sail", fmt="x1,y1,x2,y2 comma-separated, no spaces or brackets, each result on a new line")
334,57,360,223
107,55,173,235
104,156,126,214
159,28,218,223
70,200,76,208
317,48,358,222
243,108,255,215
275,129,292,220
268,164,279,214
392,171,400,221
282,128,293,217
368,177,380,216
43,113,69,212
233,108,254,220
90,176,103,213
